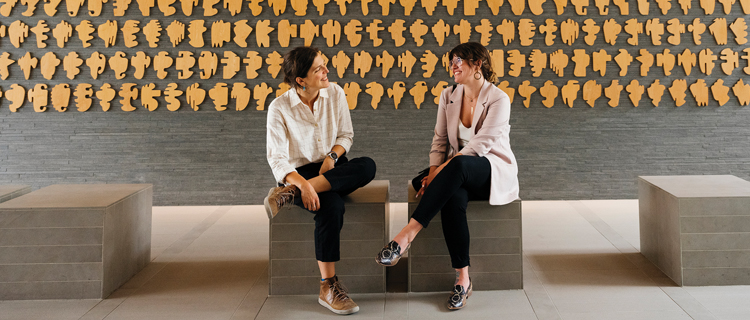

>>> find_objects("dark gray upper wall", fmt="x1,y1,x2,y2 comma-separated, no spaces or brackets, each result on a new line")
1,2,749,204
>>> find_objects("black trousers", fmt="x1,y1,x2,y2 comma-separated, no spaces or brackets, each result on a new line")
291,156,376,262
410,156,492,269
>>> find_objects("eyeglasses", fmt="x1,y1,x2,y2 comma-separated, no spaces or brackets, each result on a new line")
449,57,464,68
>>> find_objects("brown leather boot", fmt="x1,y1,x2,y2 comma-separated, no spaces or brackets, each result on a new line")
318,276,359,315
263,185,299,219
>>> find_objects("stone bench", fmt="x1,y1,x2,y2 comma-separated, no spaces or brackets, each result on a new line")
407,183,523,292
268,180,389,295
0,184,152,300
0,185,31,203
639,175,750,286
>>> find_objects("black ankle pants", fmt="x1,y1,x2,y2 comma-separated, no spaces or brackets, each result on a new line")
291,156,377,262
410,156,492,269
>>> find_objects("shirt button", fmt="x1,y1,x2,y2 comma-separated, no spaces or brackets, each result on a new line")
317,139,321,142
315,124,318,127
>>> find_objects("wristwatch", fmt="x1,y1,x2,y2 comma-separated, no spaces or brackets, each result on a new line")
326,151,338,163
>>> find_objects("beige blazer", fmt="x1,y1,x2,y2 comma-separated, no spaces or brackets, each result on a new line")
428,80,519,205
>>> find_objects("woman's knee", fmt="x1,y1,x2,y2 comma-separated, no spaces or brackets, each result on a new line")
356,156,377,180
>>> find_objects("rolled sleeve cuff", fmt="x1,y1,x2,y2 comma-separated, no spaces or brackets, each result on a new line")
458,146,477,157
272,165,297,184
429,151,445,167
335,138,353,154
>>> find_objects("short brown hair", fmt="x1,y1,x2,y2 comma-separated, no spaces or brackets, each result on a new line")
282,47,320,89
448,42,497,83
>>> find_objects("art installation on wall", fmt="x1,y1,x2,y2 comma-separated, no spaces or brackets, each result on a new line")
0,0,749,112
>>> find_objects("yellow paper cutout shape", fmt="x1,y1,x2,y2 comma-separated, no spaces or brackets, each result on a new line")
592,49,611,76
232,83,251,111
475,19,493,46
52,20,73,48
433,19,451,46
399,51,417,77
86,51,106,79
388,81,406,109
528,0,546,14
595,0,609,14
637,0,649,14
144,20,162,48
669,79,687,107
687,18,705,45
709,18,728,45
442,0,459,14
518,81,536,108
332,51,350,79
224,0,242,15
63,52,82,80
580,19,599,46
366,82,384,109
654,0,671,13
410,81,428,109
28,84,48,112
665,19,684,45
623,19,642,45
323,19,342,47
9,20,29,48
454,19,472,44
154,51,173,79
118,83,138,112
122,20,140,48
158,0,177,16
108,51,129,80
553,0,568,14
431,81,448,104
421,0,439,14
6,84,26,112
376,51,395,78
188,20,206,47
742,48,750,75
647,80,665,107
655,49,675,76
677,48,696,76
508,0,525,14
497,81,515,103
18,52,38,80
276,82,291,98
354,51,373,78
256,20,274,47
529,50,546,77
197,51,218,79
549,49,569,77
410,19,429,46
244,51,262,79
614,49,632,76
720,48,738,75
420,50,438,78
76,20,95,48
571,0,588,14
208,83,228,111
613,0,629,14
253,83,271,110
645,18,663,46
40,52,59,80
604,80,623,107
44,0,62,15
387,19,406,47
560,19,579,46
176,51,196,79
141,83,161,111
698,48,717,75
113,0,132,16
490,50,504,77
0,53,13,80
221,51,241,79
507,50,525,77
717,0,734,13
136,0,155,15
291,0,308,15
66,0,85,15
164,83,183,111
732,79,750,106
539,19,557,46
266,51,283,78
187,83,206,110
300,20,319,46
268,0,287,15
367,19,384,47
211,20,231,47
625,79,644,107
602,19,621,45
561,80,580,108
73,84,93,112
496,19,515,46
730,18,748,45
345,20,363,47
518,19,535,46
582,80,601,107
98,20,118,48
96,83,115,111
710,79,730,106
689,79,709,106
378,0,395,14
344,82,361,109
636,49,653,76
166,20,185,47
571,49,589,77
30,20,49,48
539,81,558,108
234,20,253,47
248,0,263,15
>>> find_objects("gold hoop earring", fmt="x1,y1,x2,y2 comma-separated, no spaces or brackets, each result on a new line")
474,71,482,80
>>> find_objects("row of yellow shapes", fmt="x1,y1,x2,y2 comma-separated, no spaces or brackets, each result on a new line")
1,16,746,50
1,47,748,81
2,0,749,18
1,78,747,113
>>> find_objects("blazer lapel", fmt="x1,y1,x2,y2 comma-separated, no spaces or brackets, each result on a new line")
446,85,463,153
471,81,492,133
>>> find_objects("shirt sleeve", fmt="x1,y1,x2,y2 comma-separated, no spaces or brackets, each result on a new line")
333,85,354,154
429,88,451,167
266,103,297,184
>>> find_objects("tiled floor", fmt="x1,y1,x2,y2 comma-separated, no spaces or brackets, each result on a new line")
1,200,749,319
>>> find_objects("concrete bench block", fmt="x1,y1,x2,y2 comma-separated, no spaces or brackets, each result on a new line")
0,184,152,300
640,175,750,286
269,180,389,295
0,185,31,204
407,183,522,292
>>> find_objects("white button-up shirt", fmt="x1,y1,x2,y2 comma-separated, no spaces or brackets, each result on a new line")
266,83,354,184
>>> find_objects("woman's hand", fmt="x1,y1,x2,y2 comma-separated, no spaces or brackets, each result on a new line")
319,156,335,175
299,180,320,211
417,154,462,197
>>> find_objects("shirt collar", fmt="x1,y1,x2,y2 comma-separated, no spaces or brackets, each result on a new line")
290,87,329,108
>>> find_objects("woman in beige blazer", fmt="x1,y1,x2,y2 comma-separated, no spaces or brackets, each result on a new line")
376,42,519,310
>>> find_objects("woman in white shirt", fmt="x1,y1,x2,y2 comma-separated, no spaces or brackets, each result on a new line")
265,47,376,315
376,42,519,310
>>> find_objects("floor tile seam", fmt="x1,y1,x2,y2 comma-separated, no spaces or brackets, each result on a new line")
571,201,718,320
77,292,133,320
569,201,641,257
231,264,267,320
155,206,234,258
522,255,563,320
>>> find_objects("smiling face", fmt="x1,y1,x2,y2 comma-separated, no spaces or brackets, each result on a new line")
450,55,481,85
297,54,330,91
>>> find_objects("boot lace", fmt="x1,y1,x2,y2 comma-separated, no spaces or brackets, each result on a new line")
275,190,296,207
331,281,351,302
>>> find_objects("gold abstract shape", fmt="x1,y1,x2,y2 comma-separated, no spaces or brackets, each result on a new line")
507,50,525,77
122,20,140,48
645,18,663,46
118,83,138,112
647,79,665,107
582,19,599,45
454,19,472,44
186,83,206,110
730,17,748,45
698,48,717,75
97,20,118,47
410,81,428,109
420,50,438,78
624,18,642,45
539,81,558,108
211,20,231,47
354,51,373,78
508,0,525,14
549,49,569,77
710,79,730,106
176,51,196,79
221,51,241,79
604,80,623,107
52,20,73,48
594,0,609,14
689,79,709,106
266,51,283,78
234,20,253,47
0,53,13,80
208,83,228,111
253,82,273,110
113,0,132,16
158,0,177,15
39,51,60,80
708,18,728,45
387,81,406,109
570,0,588,14
366,82,385,109
136,0,155,15
322,19,342,47
96,83,115,111
332,51,351,79
490,50,504,77
529,49,546,77
582,80,601,107
18,52,38,80
496,19,515,46
141,83,161,111
376,51,395,78
561,80,580,108
560,19,579,46
636,49,653,76
30,20,49,48
28,84,48,112
198,51,218,79
731,79,750,106
164,83,183,111
571,49,589,77
539,19,557,46
614,49,632,76
255,20,274,47
6,84,26,112
244,51,262,79
62,52,82,80
669,79,688,107
144,20,162,48
518,81,536,108
268,0,286,15
108,51,129,80
592,49,611,76
232,83,251,111
719,48,738,75
625,80,644,107
299,20,319,46
497,81,515,103
677,48,696,76
166,20,185,47
188,20,206,47
344,82,361,110
687,18,705,45
367,19,384,47
656,49,675,76
430,81,448,105
602,19,621,45
73,83,93,112
9,20,29,48
518,19,535,46
345,20,363,47
154,51,173,79
475,19,493,46
666,18,684,45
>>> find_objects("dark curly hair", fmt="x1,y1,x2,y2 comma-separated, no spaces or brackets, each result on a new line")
281,47,320,89
448,42,497,83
